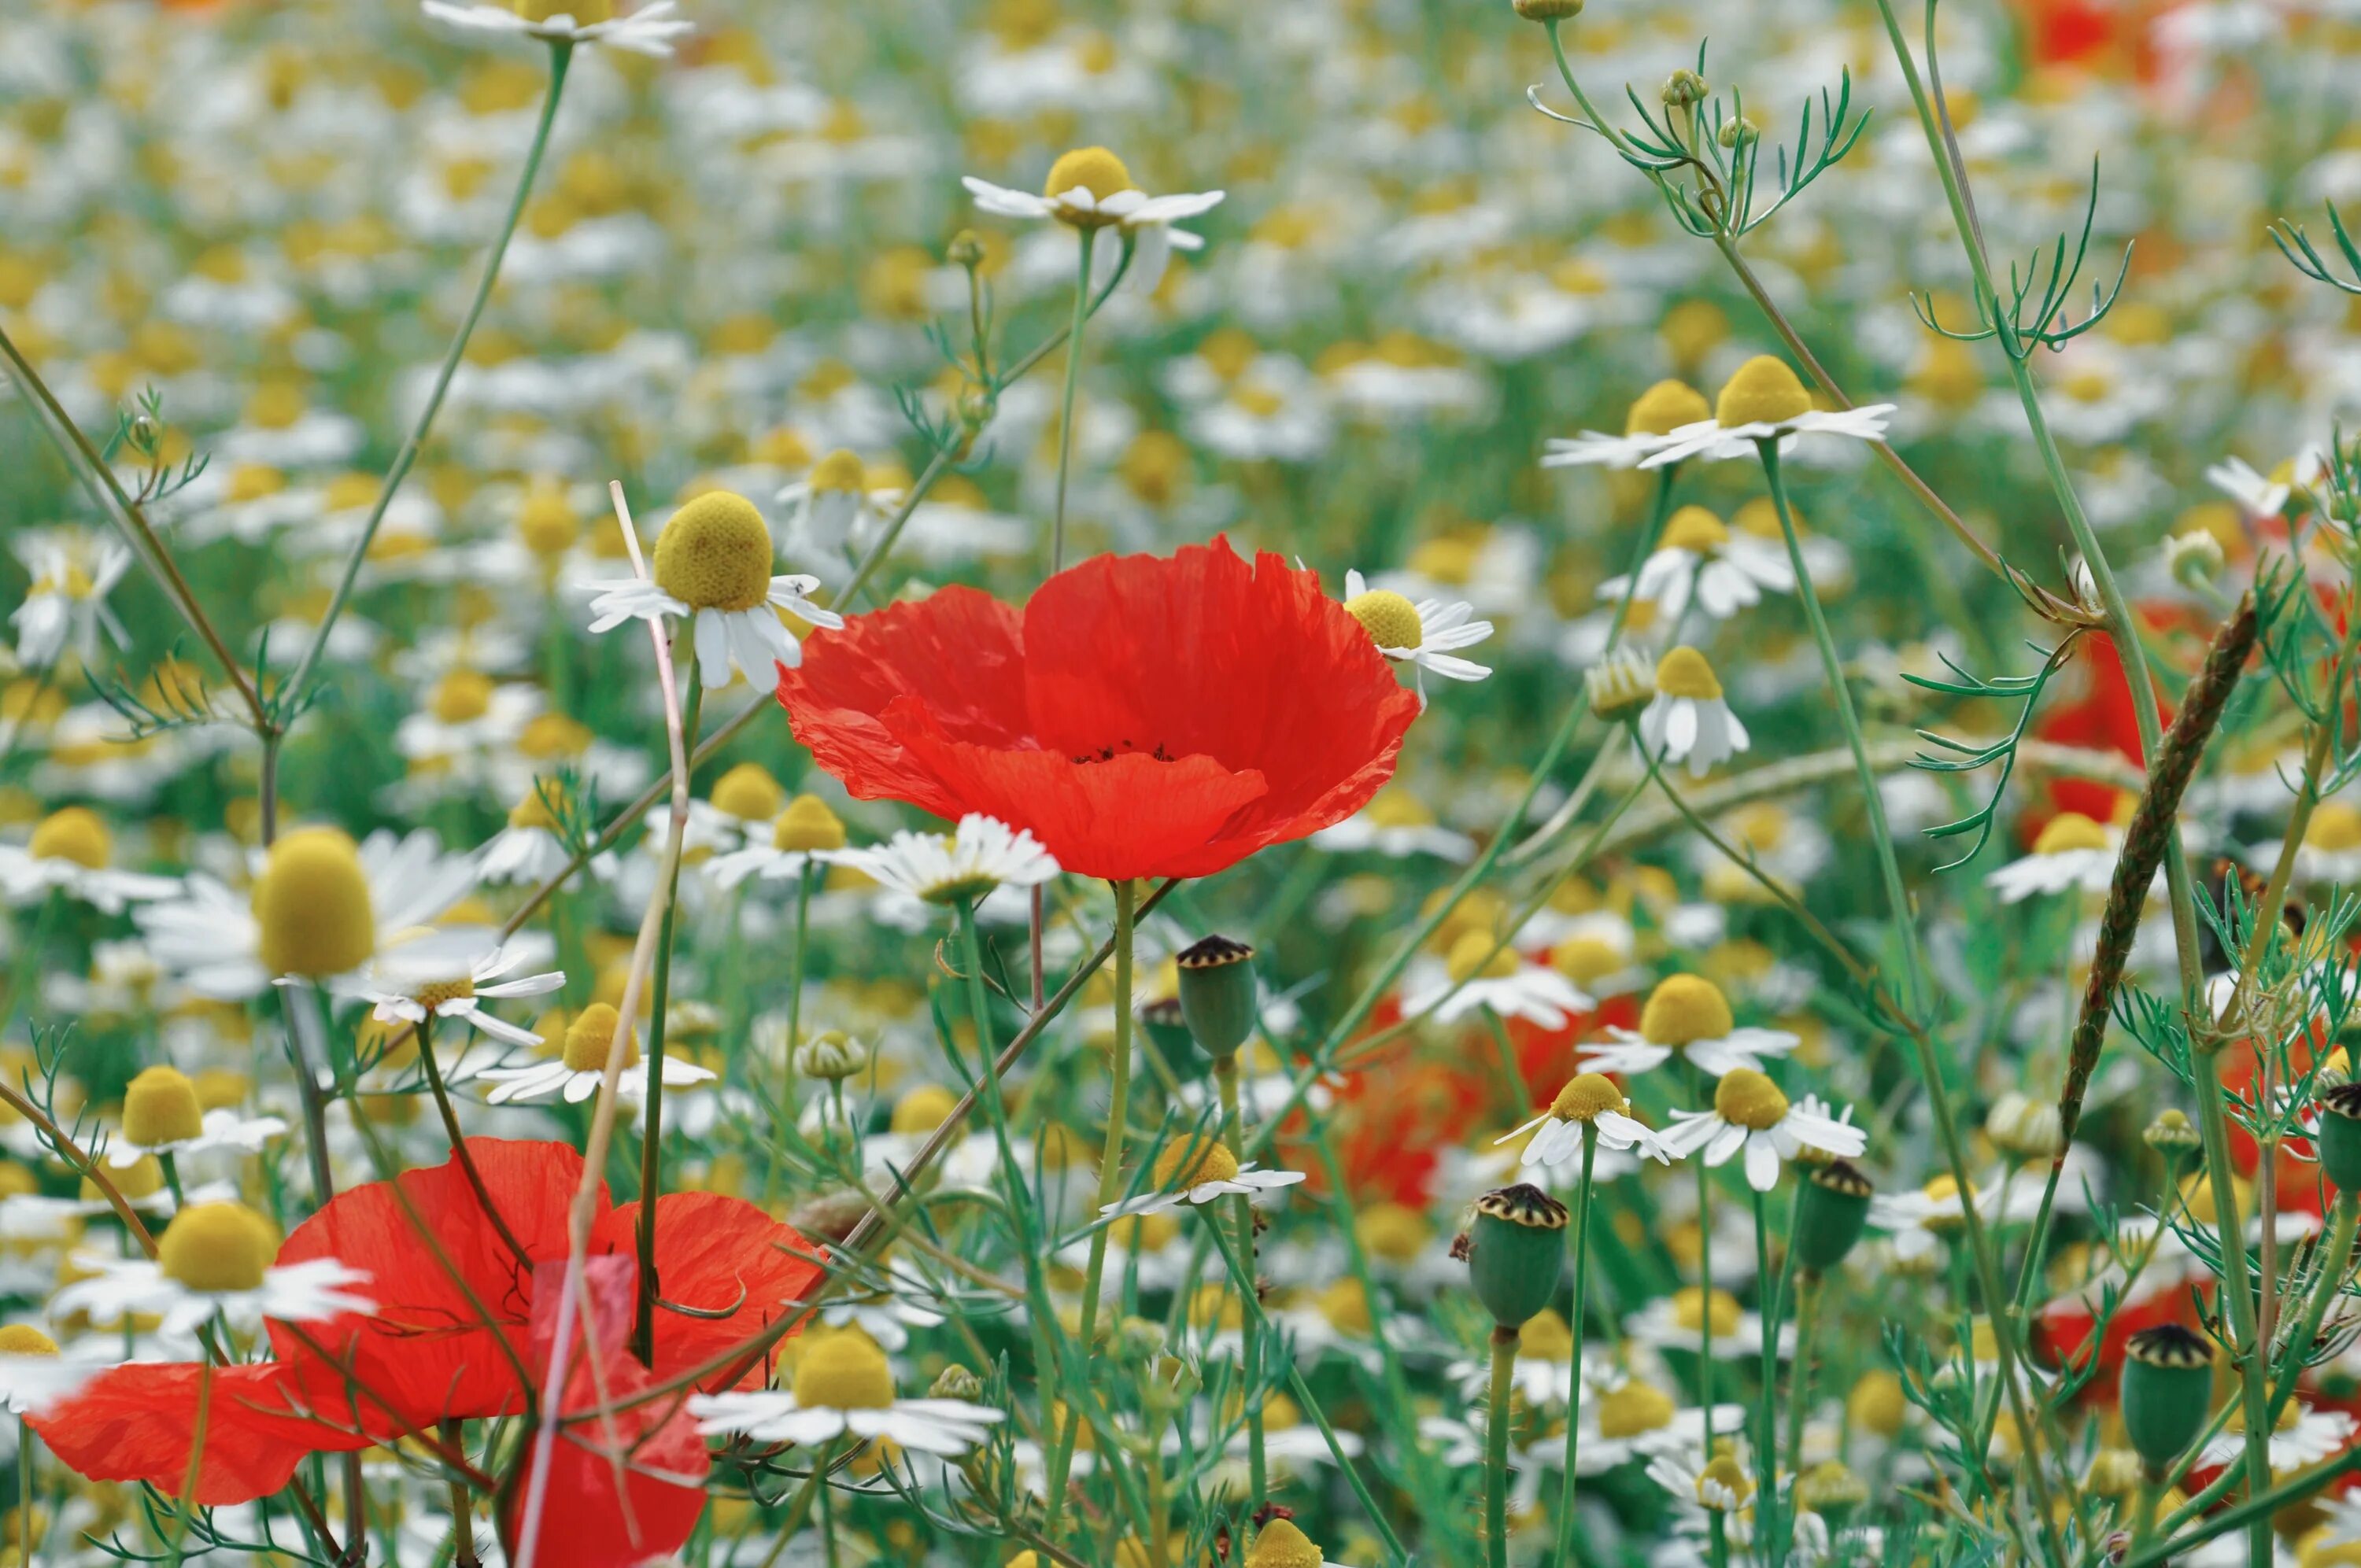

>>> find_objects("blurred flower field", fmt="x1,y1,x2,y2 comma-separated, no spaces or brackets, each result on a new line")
3,0,2361,1564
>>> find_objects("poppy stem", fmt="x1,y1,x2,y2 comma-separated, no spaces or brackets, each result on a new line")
634,673,704,1367
1482,1323,1517,1568
1550,1127,1598,1568
17,1415,32,1568
163,1356,210,1568
1215,1055,1265,1515
1043,876,1136,1536
443,1419,478,1568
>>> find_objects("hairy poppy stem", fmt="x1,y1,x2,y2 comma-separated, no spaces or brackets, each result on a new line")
1482,1324,1517,1568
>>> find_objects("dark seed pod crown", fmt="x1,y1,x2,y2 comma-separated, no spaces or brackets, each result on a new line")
2323,1083,2361,1121
1808,1159,1873,1198
1472,1183,1570,1231
2126,1323,2213,1370
1177,935,1254,969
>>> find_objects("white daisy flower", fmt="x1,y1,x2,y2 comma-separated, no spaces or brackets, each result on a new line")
0,1324,104,1416
1100,1133,1307,1218
1502,1073,1676,1170
1450,1308,1591,1408
9,532,130,670
356,943,565,1053
1641,356,1894,469
105,1065,287,1169
1339,569,1493,704
2204,448,2325,521
1645,1447,1759,1515
1540,379,1715,471
1580,975,1798,1080
419,0,694,56
1985,811,2121,902
836,814,1059,906
1597,506,1794,625
0,807,177,913
963,146,1223,290
471,1002,714,1105
136,826,482,1001
1660,1070,1867,1191
53,1204,371,1337
2250,799,2361,887
706,795,853,891
581,490,841,691
776,448,895,559
688,1328,1004,1455
1868,1169,2049,1264
1626,1287,1783,1361
2200,1402,2356,1471
1573,1368,1740,1474
1635,647,1749,778
1401,932,1591,1028
1310,786,1476,861
477,780,615,887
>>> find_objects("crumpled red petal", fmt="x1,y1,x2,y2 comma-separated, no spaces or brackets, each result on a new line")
29,1363,371,1506
593,1190,827,1390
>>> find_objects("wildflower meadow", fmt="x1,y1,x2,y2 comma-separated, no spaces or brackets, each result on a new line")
2,0,2360,1564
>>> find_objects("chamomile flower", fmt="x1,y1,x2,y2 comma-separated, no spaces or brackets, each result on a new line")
1574,1368,1738,1473
1502,1073,1677,1170
1868,1171,2047,1264
963,146,1225,290
0,807,177,913
1660,1069,1867,1191
9,533,129,671
136,827,482,1000
472,1002,714,1105
1596,506,1794,625
1627,1287,1776,1360
477,779,608,887
2200,1401,2356,1471
1339,569,1494,703
1402,929,1593,1028
0,1325,102,1417
777,448,891,558
688,1327,1004,1455
1310,785,1476,861
1581,976,1799,1080
1635,647,1750,777
1986,812,2119,902
105,1066,287,1169
1451,1308,1587,1407
2252,799,2361,887
706,794,852,890
419,0,694,55
53,1202,372,1337
581,490,842,690
1101,1131,1306,1217
836,814,1059,906
1541,379,1714,470
1641,356,1894,468
357,943,565,1052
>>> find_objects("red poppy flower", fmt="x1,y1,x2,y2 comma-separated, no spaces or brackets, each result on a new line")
34,1139,820,1507
775,540,1421,880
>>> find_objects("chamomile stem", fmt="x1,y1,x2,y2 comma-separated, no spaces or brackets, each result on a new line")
1690,1070,1727,1568
443,1419,478,1568
1049,227,1096,575
1551,1127,1599,1568
1044,875,1135,1536
785,861,814,1123
2272,1187,2359,1420
1783,1271,1820,1493
1484,1325,1518,1568
632,673,702,1367
1750,1188,1782,1559
1216,1056,1266,1511
18,1413,32,1568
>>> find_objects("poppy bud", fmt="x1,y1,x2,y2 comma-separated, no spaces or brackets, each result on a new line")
1464,1183,1567,1328
2319,1083,2361,1193
1791,1159,1873,1273
1176,935,1258,1058
2120,1325,2214,1470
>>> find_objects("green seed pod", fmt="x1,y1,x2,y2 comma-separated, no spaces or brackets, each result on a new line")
1791,1160,1873,1274
1140,997,1203,1081
2319,1083,2361,1194
1176,935,1258,1059
1463,1184,1568,1328
2120,1325,2215,1470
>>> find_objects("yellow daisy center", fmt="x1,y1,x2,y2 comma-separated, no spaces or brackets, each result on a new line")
1597,1379,1676,1438
519,712,593,759
1653,646,1722,702
1714,356,1812,427
0,1324,57,1358
1698,1454,1755,1507
1550,936,1624,987
1246,1518,1323,1568
2307,801,2361,851
1714,1068,1791,1131
1344,588,1422,653
892,1083,959,1134
1639,974,1734,1046
516,481,578,558
1624,378,1712,437
1151,1132,1240,1190
809,448,867,494
413,976,477,1010
562,1003,637,1073
2031,813,2110,855
1519,1308,1574,1360
102,1154,164,1202
510,780,567,832
1659,505,1730,554
158,1202,278,1294
1317,1277,1372,1335
652,491,775,613
1364,786,1434,829
253,828,377,980
1445,928,1520,983
29,806,110,870
792,1328,895,1411
511,0,614,20
1672,1286,1743,1337
1550,1072,1628,1123
1043,146,1136,220
774,794,848,853
710,762,785,822
31,563,93,600
430,670,494,725
123,1065,205,1148
1355,1201,1430,1263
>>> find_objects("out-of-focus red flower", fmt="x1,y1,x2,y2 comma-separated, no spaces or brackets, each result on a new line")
776,539,1421,880
501,1257,711,1568
34,1140,820,1505
2035,1278,2199,1404
2031,634,2158,832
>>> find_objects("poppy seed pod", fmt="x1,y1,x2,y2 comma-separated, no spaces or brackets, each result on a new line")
1464,1184,1568,1328
2120,1325,2215,1470
2319,1083,2361,1193
1791,1160,1873,1273
1176,935,1258,1058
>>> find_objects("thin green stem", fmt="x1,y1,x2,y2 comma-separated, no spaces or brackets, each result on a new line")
1552,1128,1599,1568
163,1358,211,1568
632,673,702,1366
17,1414,31,1568
2273,1189,2359,1419
1750,1188,1783,1559
1783,1271,1819,1494
1484,1326,1518,1568
1048,229,1096,575
1217,1057,1265,1511
416,1014,532,1268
